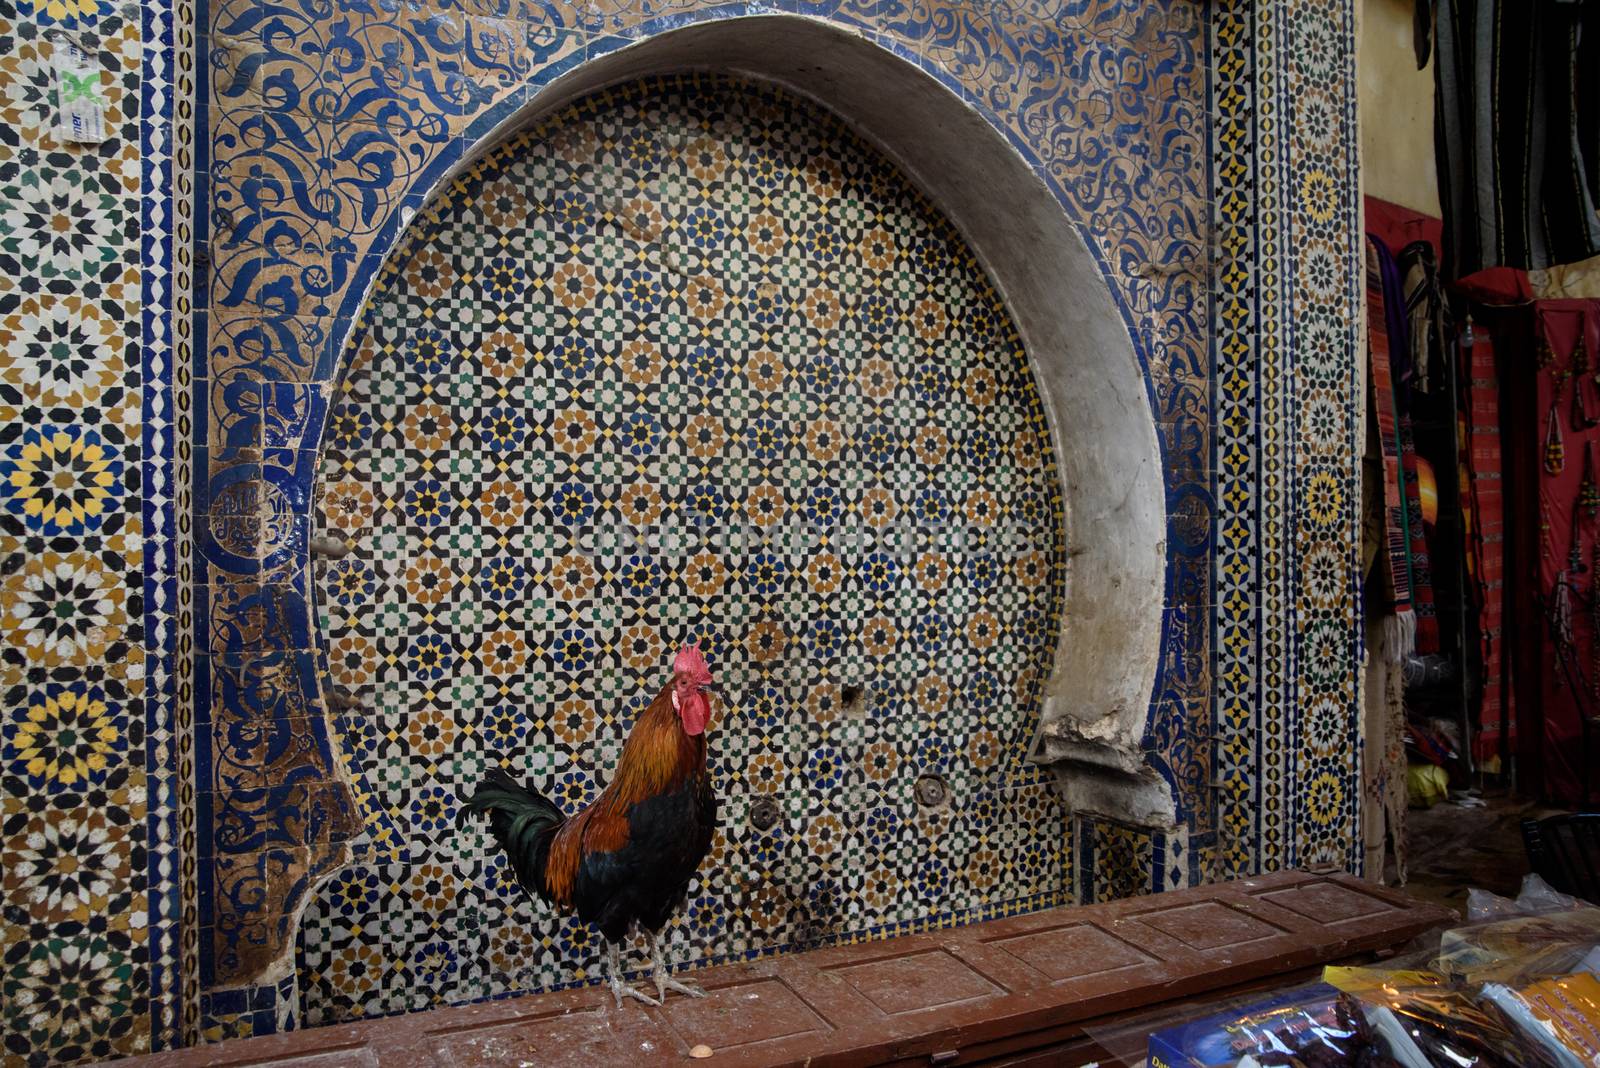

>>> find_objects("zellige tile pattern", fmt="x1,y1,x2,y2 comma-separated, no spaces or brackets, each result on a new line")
0,10,156,1064
300,76,1071,1024
0,0,1373,1056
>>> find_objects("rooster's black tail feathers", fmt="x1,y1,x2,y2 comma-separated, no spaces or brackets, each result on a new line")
459,767,564,904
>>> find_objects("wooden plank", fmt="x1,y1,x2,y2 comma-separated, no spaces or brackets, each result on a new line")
105,873,1451,1068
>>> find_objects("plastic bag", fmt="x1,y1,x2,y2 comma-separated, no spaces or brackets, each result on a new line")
1325,965,1563,1067
1407,763,1449,808
1225,990,1398,1066
1467,874,1595,922
1147,983,1406,1067
1481,972,1600,1067
1436,910,1600,984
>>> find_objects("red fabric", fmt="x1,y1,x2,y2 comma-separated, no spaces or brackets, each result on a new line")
1365,197,1444,255
1532,300,1600,806
1455,267,1537,306
1462,325,1512,762
1502,309,1547,796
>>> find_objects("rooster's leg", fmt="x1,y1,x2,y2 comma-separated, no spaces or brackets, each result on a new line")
605,939,660,1009
647,928,706,1000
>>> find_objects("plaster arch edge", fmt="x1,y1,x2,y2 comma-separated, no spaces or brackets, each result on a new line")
333,13,1173,833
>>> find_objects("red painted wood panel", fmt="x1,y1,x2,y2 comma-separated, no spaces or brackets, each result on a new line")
107,872,1451,1068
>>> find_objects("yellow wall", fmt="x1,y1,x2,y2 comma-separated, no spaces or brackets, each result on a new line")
1360,0,1440,216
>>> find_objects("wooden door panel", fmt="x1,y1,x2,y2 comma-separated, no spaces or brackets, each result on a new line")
110,873,1452,1068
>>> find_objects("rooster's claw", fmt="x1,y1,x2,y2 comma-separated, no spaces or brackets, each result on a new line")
610,978,660,1009
654,974,706,1000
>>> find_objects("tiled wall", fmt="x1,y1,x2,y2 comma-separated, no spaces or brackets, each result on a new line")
0,7,165,1064
0,0,1370,1061
1208,0,1366,880
184,0,1228,1027
300,74,1071,1023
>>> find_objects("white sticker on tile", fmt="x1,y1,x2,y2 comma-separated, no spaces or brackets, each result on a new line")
54,42,105,144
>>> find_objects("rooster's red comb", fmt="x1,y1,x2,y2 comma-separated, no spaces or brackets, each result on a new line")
674,644,712,681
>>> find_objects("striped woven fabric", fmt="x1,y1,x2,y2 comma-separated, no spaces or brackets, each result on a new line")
1436,0,1600,277
1461,323,1510,763
1367,239,1420,653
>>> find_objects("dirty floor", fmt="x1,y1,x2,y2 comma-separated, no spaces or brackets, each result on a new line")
1392,791,1566,916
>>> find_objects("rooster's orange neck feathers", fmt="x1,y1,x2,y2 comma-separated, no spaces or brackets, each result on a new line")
612,679,707,802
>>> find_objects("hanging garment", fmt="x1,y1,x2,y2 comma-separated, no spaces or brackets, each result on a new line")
1435,0,1600,279
1370,236,1443,655
1369,243,1420,654
1460,321,1513,767
1361,270,1409,885
1400,240,1449,394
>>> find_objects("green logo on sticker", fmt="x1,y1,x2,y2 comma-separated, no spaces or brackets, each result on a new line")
59,70,100,104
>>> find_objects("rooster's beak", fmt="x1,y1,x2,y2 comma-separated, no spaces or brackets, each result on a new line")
699,681,720,694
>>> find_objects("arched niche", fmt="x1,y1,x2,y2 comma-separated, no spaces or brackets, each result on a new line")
331,14,1171,810
213,11,1171,990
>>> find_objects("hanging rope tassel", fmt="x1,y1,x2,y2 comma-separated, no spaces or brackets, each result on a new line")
1546,396,1566,475
1575,374,1598,430
1590,543,1600,701
1584,442,1600,520
1555,569,1576,661
1573,329,1596,427
1572,495,1587,575
1383,607,1417,665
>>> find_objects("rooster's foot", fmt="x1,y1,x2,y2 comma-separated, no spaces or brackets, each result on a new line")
644,928,705,1000
610,977,660,1009
604,939,660,1009
653,972,706,1001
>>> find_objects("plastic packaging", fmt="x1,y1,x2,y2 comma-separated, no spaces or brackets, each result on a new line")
1147,983,1408,1067
1481,972,1600,1067
1436,911,1600,984
1152,888,1600,1068
1324,965,1557,1068
1467,874,1596,922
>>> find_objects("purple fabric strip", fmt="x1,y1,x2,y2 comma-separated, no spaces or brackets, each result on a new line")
1370,234,1414,391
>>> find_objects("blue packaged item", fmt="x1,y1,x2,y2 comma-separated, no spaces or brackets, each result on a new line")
1148,983,1367,1067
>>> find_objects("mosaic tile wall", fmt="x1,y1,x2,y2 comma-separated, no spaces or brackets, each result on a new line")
1207,0,1367,880
0,0,1373,1060
0,6,160,1065
181,1,1234,1024
1281,0,1366,872
300,74,1071,1024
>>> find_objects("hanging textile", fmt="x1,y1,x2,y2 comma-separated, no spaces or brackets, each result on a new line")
1533,253,1600,301
1460,321,1513,768
1400,241,1448,394
1434,0,1600,279
1360,244,1408,885
1531,301,1600,807
1369,236,1442,655
1367,243,1419,653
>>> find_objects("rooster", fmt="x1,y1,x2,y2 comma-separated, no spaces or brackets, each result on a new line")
460,645,718,1007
